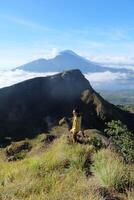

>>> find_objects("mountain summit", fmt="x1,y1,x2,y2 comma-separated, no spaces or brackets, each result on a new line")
0,69,133,141
14,50,129,73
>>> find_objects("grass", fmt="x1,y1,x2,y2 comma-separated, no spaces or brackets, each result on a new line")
126,189,134,200
0,135,102,200
91,148,134,191
0,131,133,200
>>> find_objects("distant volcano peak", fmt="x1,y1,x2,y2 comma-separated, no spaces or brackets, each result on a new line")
58,50,80,56
14,50,132,74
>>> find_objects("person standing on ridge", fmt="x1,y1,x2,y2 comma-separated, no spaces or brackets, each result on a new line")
70,108,82,142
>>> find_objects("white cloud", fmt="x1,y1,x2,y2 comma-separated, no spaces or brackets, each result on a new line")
0,70,57,88
98,29,129,41
0,69,131,91
84,71,134,90
0,69,133,92
43,48,60,59
87,55,134,65
0,14,52,31
85,71,128,83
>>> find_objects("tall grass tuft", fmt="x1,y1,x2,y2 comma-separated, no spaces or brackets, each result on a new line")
91,149,134,191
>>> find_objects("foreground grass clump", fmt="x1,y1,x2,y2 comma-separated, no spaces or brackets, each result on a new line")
36,136,94,173
91,148,134,191
0,136,104,200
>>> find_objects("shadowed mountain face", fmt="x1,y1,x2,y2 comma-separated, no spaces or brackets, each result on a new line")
14,50,130,73
0,69,133,141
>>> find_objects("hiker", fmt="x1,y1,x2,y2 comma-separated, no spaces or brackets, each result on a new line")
70,109,83,142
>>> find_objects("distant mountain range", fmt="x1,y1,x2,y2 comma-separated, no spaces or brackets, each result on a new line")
14,50,132,73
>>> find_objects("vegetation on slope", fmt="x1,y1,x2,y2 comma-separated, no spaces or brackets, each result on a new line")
92,149,134,191
105,120,134,162
0,128,134,200
118,104,134,113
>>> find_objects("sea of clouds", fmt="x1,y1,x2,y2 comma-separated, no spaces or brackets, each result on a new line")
0,69,133,91
0,70,57,88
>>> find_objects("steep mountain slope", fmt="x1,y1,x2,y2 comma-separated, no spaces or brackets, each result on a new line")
0,69,133,141
14,50,131,73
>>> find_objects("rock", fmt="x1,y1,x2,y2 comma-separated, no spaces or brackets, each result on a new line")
5,140,31,161
42,134,57,144
59,117,72,130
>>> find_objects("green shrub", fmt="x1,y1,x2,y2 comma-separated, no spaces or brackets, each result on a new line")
105,120,134,162
88,136,103,151
91,149,134,191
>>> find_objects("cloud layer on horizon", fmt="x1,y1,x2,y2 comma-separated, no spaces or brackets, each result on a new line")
85,71,128,83
0,69,133,91
0,70,57,88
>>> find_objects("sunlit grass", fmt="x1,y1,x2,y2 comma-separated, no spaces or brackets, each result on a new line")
0,135,100,200
91,149,134,191
0,133,133,200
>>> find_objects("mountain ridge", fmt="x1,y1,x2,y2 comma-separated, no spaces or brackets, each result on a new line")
0,69,133,142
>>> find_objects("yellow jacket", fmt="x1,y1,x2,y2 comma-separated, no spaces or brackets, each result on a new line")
71,116,82,134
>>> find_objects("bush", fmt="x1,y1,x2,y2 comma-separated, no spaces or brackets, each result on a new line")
91,149,134,191
105,120,134,162
88,136,103,151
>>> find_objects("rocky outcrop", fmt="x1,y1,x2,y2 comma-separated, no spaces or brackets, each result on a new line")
5,141,31,161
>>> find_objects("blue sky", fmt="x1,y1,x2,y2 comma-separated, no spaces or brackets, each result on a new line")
1,0,134,68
